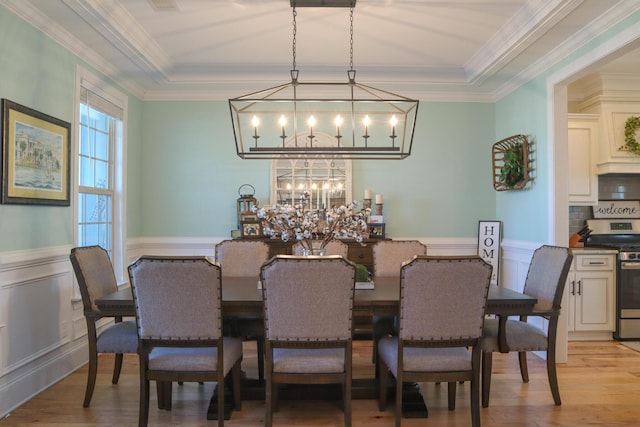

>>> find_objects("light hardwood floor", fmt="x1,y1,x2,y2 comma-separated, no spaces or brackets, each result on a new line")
2,340,640,426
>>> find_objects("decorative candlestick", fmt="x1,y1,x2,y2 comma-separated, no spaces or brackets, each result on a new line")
307,115,316,146
335,114,343,145
363,115,371,146
390,115,398,147
251,115,260,147
279,115,287,146
363,188,372,211
375,193,383,215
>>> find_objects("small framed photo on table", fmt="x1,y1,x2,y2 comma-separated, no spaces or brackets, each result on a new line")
241,220,262,238
368,223,386,239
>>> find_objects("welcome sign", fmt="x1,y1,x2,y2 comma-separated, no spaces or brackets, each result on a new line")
593,200,640,219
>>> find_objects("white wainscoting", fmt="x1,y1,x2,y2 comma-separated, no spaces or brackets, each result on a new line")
0,237,539,417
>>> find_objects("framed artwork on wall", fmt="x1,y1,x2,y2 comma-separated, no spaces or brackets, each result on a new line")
1,99,71,206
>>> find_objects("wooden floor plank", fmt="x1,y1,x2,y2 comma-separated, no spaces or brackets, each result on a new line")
2,340,640,426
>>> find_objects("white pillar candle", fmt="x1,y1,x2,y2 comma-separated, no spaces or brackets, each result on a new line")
375,194,383,204
364,189,372,199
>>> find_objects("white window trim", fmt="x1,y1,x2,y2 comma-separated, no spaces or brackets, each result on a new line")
73,65,128,283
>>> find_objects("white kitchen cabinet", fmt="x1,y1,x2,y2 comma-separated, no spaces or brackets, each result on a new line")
566,251,615,340
568,114,599,205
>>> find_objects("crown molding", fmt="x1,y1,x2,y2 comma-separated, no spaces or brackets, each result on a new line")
0,0,145,99
466,0,582,85
492,1,640,101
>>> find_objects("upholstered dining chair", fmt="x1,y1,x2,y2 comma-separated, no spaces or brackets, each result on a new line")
372,240,427,277
215,239,270,380
291,239,349,257
371,240,427,365
69,245,138,407
377,256,492,427
128,256,242,427
481,245,572,408
260,255,356,427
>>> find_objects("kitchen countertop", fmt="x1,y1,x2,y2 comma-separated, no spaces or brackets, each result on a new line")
569,247,618,255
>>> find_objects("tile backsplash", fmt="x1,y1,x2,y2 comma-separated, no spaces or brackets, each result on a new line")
599,174,640,200
569,174,640,235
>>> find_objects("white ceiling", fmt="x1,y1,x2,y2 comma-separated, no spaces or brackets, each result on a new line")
2,0,639,101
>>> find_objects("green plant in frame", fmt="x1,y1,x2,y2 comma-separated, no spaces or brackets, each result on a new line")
492,134,530,191
499,143,524,188
619,116,640,155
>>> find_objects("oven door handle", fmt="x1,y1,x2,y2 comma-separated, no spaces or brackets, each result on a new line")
620,262,640,270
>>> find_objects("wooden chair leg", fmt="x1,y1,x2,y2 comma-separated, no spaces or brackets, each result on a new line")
547,350,562,405
518,351,529,383
156,382,164,409
217,374,224,427
471,371,481,427
447,382,456,410
265,376,273,427
232,360,242,410
257,338,265,381
140,377,150,427
83,350,98,407
344,377,352,427
378,358,388,411
395,375,402,427
112,353,124,384
163,382,172,411
481,351,492,408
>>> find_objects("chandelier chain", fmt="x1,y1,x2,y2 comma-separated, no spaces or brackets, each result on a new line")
292,5,297,71
349,6,354,71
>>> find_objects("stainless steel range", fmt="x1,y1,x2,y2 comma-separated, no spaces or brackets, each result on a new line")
585,219,640,340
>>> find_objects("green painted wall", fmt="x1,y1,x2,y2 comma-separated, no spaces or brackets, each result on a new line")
3,4,639,249
0,6,143,250
494,9,640,242
139,101,496,238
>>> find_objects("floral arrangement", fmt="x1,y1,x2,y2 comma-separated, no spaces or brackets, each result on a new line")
254,191,371,251
619,116,640,155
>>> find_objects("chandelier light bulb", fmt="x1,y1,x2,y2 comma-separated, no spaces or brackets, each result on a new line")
363,115,371,127
308,115,317,127
390,115,398,127
335,115,343,126
251,115,260,127
279,115,287,127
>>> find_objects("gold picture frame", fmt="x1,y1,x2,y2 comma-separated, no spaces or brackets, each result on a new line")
1,99,71,205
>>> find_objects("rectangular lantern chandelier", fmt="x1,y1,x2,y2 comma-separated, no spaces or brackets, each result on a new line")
228,0,419,160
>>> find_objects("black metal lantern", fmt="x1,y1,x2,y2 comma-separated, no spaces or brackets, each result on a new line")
237,184,257,229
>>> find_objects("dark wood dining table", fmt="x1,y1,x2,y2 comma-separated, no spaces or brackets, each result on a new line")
95,276,536,419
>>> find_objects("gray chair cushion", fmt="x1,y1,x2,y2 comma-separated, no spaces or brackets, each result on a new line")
379,336,472,377
273,348,345,373
148,337,242,376
96,320,138,353
482,318,548,352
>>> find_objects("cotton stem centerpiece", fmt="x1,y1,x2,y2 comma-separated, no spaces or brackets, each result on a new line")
255,191,371,253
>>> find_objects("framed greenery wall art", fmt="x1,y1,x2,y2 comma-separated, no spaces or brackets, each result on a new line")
1,99,71,205
491,134,532,191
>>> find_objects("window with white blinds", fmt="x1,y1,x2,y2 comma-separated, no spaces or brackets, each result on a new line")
75,68,127,280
